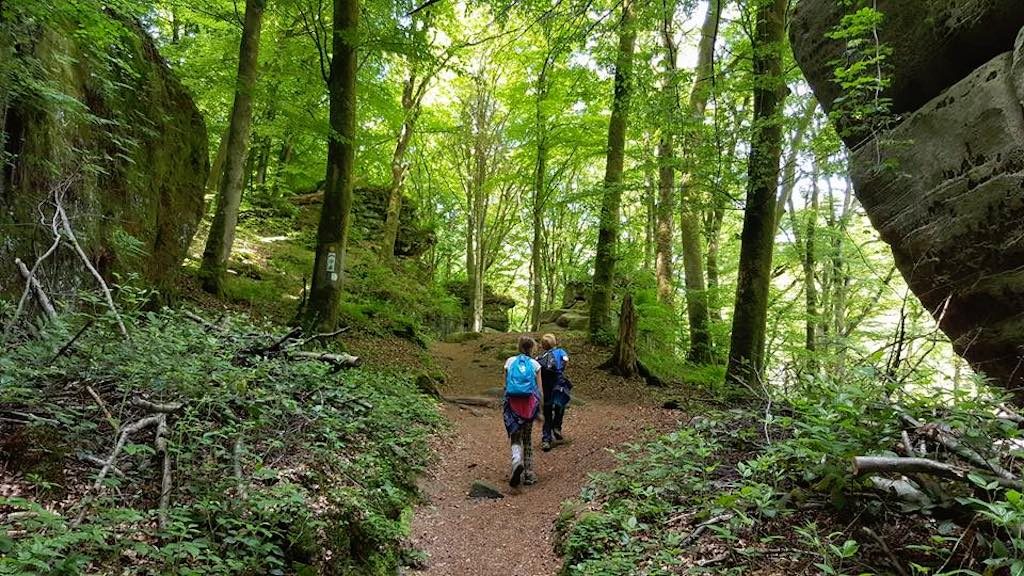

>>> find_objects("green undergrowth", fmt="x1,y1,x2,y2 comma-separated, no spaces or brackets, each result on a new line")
184,211,461,345
557,370,1024,575
0,304,442,575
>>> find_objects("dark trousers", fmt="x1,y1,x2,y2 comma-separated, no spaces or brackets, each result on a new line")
542,401,565,442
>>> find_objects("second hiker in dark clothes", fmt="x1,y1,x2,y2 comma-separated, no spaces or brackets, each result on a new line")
537,333,571,452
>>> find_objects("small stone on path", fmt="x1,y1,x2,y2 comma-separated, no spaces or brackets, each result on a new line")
468,480,504,499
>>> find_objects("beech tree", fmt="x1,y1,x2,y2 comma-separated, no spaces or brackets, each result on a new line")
302,0,359,331
198,0,266,295
677,0,719,363
725,0,790,386
589,0,636,341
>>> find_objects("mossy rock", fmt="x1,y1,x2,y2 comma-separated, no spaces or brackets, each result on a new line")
414,371,446,398
444,331,482,344
0,13,208,303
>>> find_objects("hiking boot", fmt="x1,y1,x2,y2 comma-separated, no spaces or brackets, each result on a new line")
523,471,538,485
510,444,524,487
541,440,552,452
553,429,564,444
510,462,524,487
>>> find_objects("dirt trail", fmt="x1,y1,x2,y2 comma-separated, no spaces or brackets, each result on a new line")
409,333,677,576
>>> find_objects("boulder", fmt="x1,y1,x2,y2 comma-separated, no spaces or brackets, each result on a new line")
1,12,208,303
556,311,590,332
792,3,1024,398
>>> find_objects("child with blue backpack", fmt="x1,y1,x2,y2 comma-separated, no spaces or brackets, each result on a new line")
503,336,543,487
537,333,570,451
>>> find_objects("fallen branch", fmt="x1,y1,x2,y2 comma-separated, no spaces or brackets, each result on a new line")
183,310,224,333
901,413,1017,481
56,202,128,340
14,257,57,322
680,513,735,548
4,206,61,341
291,326,350,348
87,385,118,432
50,319,95,363
288,350,361,368
154,415,171,529
73,414,164,527
1,410,60,426
131,397,184,414
862,526,910,576
78,454,124,477
853,456,1023,491
869,477,931,507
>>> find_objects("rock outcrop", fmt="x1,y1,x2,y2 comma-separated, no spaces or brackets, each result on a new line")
446,281,515,333
292,185,436,258
791,1,1024,396
1,11,208,304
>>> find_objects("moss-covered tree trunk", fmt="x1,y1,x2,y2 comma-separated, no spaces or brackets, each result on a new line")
199,0,266,295
677,0,719,363
725,0,789,387
303,0,359,332
589,0,636,341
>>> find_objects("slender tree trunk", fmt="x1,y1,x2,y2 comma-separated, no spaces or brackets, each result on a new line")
380,70,422,261
774,98,817,231
303,0,359,332
677,0,719,363
803,169,819,357
589,0,636,341
655,3,678,307
705,201,725,321
530,60,551,331
643,157,656,272
206,126,230,195
199,0,266,295
725,0,789,387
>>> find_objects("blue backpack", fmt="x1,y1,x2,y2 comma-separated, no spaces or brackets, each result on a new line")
505,355,538,397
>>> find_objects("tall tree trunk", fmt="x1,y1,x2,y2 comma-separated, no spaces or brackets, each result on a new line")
803,167,820,357
380,67,424,262
678,0,719,363
303,0,359,332
589,0,636,341
725,0,789,387
530,58,551,331
643,157,656,272
199,0,266,295
705,200,725,321
655,2,678,307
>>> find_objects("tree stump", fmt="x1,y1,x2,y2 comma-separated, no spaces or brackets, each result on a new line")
610,293,638,378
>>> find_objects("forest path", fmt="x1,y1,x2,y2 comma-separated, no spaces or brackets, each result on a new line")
409,333,677,576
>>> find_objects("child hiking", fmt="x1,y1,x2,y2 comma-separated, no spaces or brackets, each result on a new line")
537,333,570,451
502,336,542,487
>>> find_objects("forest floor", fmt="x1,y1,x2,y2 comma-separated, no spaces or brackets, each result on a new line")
409,332,680,576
